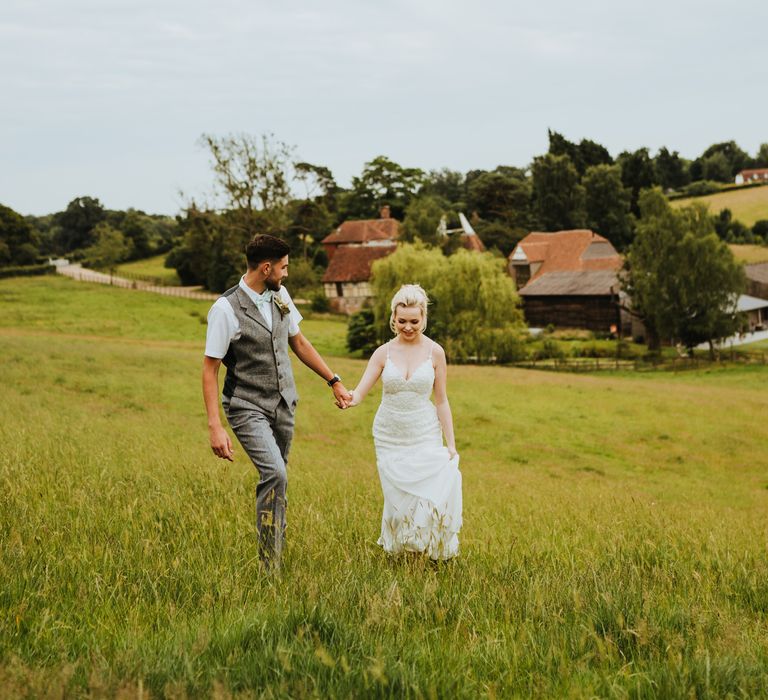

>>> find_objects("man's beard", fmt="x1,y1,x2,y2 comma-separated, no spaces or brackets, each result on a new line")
265,278,281,292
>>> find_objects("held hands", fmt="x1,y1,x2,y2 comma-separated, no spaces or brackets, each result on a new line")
332,381,353,409
209,424,234,461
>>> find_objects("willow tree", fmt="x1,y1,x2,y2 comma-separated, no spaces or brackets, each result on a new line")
370,244,527,363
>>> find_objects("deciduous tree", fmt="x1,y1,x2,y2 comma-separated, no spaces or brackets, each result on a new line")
531,154,586,231
583,164,634,250
623,189,745,355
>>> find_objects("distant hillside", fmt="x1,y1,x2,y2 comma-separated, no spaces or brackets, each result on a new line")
728,244,768,265
670,184,768,227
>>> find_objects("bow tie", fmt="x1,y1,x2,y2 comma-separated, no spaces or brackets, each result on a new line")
252,289,274,306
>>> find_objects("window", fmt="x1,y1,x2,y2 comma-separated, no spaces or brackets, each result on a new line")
336,282,343,297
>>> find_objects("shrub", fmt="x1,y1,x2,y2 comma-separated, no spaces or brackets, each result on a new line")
346,309,378,356
0,263,55,279
310,291,330,313
535,338,565,360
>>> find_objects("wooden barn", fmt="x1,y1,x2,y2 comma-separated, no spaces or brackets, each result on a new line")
509,230,623,332
745,262,768,300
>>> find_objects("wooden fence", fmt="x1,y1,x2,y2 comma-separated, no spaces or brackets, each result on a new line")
513,352,768,373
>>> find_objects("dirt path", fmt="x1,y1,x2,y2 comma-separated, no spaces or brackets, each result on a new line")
56,264,218,300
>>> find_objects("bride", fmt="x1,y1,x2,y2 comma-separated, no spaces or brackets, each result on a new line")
349,284,462,560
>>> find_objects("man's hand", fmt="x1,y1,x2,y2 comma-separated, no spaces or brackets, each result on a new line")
209,424,234,461
332,381,353,409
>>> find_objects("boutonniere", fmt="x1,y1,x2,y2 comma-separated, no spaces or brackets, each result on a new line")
274,295,290,318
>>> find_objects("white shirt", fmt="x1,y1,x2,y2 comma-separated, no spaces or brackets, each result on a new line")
204,277,303,359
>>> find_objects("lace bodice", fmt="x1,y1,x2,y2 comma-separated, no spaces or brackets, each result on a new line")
380,342,435,411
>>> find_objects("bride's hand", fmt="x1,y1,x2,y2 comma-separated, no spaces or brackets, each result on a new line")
348,389,361,408
448,446,458,460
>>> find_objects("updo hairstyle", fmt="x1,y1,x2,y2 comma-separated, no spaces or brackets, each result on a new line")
389,284,429,335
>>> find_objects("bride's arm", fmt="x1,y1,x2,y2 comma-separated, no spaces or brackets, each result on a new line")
349,345,387,406
432,344,457,458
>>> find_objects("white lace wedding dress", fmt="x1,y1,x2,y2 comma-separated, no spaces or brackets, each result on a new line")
372,342,462,560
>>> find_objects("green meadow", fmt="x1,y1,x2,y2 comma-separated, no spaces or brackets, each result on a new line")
671,185,768,228
1,276,768,698
115,255,182,286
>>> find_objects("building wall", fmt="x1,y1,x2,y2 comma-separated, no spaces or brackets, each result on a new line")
323,282,374,315
521,295,620,332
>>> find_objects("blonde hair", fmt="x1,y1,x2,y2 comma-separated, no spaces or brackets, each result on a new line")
389,284,429,335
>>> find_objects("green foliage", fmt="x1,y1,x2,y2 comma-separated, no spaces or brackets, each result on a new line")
460,167,532,255
531,153,586,230
81,222,133,270
654,147,690,190
401,194,450,246
285,257,322,297
346,308,378,355
700,151,732,183
199,132,294,213
53,196,106,253
310,291,330,313
420,168,466,206
0,204,41,265
547,130,613,174
370,244,526,362
583,164,635,250
697,140,750,178
752,220,768,239
0,263,54,279
535,338,566,360
340,156,425,220
675,180,722,198
623,189,746,353
617,148,657,215
287,198,333,264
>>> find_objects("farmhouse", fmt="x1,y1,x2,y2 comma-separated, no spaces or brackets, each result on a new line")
321,206,399,314
735,169,768,185
509,230,623,332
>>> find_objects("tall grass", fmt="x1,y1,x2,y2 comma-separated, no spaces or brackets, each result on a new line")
1,277,768,697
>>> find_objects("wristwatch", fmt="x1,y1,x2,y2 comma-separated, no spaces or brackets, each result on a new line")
327,374,341,387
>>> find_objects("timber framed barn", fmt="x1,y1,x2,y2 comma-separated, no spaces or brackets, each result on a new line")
509,230,623,332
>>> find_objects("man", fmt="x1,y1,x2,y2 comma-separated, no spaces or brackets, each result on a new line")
202,234,351,569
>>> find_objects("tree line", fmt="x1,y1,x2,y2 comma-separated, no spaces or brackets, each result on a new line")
2,129,766,295
0,197,177,271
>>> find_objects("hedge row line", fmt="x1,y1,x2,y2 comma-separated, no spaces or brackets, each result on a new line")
0,263,56,279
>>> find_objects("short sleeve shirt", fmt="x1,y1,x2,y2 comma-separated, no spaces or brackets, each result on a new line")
204,278,303,359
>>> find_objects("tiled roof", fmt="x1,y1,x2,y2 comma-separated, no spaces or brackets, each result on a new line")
510,230,622,296
322,218,400,245
511,230,621,277
746,262,768,284
322,245,395,283
518,270,620,296
461,233,486,252
739,169,768,178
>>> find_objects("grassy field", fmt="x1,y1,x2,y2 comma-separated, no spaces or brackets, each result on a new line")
115,255,182,286
670,185,768,227
728,244,768,265
2,277,768,698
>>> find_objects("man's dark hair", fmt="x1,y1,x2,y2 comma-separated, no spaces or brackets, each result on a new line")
245,235,290,268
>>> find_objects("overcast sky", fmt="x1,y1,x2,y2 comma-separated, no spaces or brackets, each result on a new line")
2,0,766,216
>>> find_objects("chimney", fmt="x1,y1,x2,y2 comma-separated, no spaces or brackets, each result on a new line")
379,205,390,219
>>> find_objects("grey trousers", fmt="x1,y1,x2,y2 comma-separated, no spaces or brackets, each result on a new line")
224,395,295,567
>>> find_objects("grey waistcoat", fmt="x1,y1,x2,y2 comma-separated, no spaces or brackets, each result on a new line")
221,286,298,412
